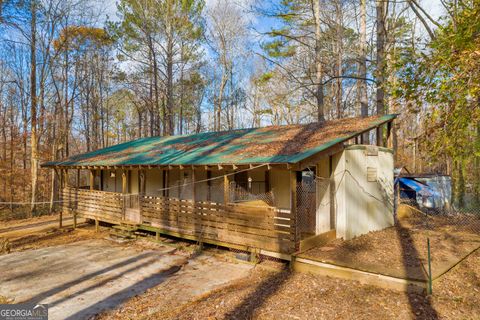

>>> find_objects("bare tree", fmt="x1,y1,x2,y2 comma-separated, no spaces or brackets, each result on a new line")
206,0,248,131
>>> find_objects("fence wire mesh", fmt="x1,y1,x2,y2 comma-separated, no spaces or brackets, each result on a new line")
392,179,480,293
0,202,58,221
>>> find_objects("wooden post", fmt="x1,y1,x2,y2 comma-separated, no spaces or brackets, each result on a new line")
224,172,230,204
139,170,145,195
59,169,65,228
265,170,270,193
57,168,62,189
376,125,383,147
163,169,169,197
290,170,298,246
206,170,212,201
191,167,196,203
122,170,127,194
122,170,127,220
74,169,79,229
64,169,69,187
386,121,393,148
89,169,95,190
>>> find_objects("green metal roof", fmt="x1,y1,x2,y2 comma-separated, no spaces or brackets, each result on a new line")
42,114,396,168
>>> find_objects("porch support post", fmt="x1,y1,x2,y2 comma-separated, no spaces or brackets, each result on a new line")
376,125,383,147
290,170,298,248
74,169,79,229
122,169,127,220
89,169,94,191
191,167,196,203
139,169,145,195
206,170,212,201
386,121,393,148
59,169,64,228
224,171,230,204
163,169,169,197
64,169,69,187
122,169,127,194
265,170,270,193
56,168,62,189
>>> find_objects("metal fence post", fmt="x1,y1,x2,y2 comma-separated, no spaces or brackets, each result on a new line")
427,237,433,295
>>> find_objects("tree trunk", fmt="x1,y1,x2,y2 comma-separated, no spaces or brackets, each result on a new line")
216,71,227,131
30,0,38,216
376,0,386,115
359,0,368,118
164,10,174,136
150,39,161,136
335,2,343,119
475,122,480,206
314,0,325,123
456,160,465,208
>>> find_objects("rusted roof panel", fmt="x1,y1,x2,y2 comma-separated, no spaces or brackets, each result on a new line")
42,114,396,167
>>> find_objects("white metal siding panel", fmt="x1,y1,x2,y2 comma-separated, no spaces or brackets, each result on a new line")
341,146,394,240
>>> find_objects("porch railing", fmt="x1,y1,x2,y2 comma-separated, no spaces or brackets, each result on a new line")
61,187,295,254
61,187,124,222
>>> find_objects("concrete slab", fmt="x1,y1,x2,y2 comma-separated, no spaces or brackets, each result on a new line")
0,239,252,320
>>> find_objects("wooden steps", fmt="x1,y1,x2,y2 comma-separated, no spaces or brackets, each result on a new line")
110,223,140,240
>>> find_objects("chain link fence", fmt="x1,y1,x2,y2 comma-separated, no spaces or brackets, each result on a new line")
397,190,480,292
0,202,58,222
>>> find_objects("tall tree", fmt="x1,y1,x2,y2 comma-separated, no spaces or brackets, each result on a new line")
376,0,387,115
111,0,204,136
30,0,38,214
358,0,368,118
397,0,480,206
206,0,248,130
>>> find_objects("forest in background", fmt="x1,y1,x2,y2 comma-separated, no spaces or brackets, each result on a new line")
0,0,478,214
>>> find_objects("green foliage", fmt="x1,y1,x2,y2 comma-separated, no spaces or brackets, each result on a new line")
257,72,274,84
261,39,296,58
107,0,204,56
261,0,309,59
397,0,480,205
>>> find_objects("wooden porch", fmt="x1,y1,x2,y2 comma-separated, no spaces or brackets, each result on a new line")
60,187,296,255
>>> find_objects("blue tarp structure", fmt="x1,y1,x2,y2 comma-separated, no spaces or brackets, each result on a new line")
398,178,430,195
397,176,449,209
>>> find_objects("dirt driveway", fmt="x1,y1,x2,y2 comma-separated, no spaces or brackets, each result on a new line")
0,238,253,320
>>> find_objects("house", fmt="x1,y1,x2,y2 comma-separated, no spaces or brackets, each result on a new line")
42,114,396,259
